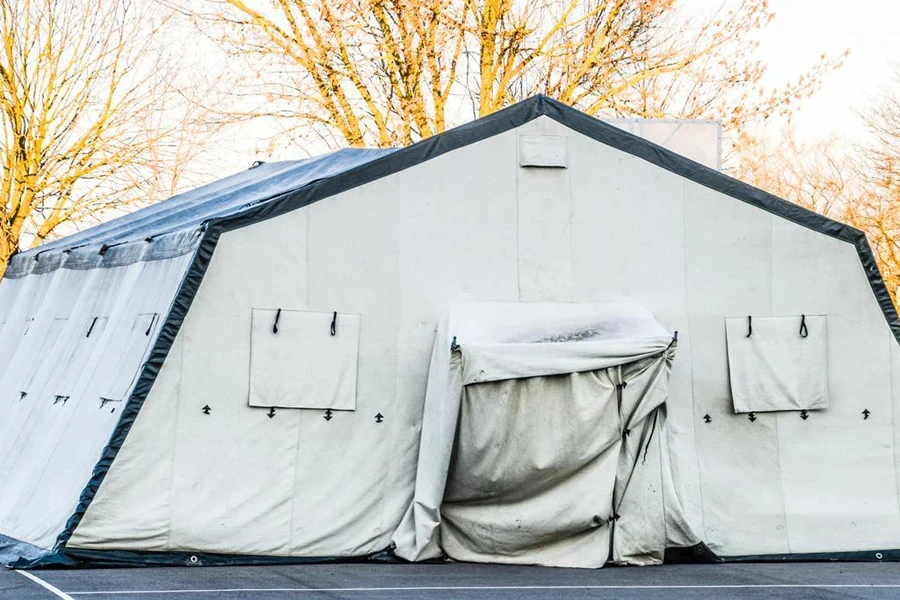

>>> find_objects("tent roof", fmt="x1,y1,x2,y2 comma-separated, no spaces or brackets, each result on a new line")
24,148,395,257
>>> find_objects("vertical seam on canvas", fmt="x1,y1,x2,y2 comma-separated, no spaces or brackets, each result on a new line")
769,214,791,552
389,175,406,553
382,203,402,552
515,129,521,301
163,332,184,551
769,213,774,315
566,143,574,302
290,210,312,555
305,209,311,309
375,175,401,552
773,414,792,553
287,399,303,556
683,179,708,540
247,310,254,409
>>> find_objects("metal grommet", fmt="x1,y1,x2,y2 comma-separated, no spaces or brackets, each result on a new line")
876,552,883,560
189,555,199,564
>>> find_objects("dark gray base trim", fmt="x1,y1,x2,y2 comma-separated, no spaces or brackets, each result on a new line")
723,549,900,562
17,546,397,569
0,535,72,569
664,542,900,564
665,541,900,564
665,542,722,564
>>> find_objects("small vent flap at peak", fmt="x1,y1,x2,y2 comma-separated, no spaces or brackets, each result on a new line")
249,309,360,410
725,315,827,413
518,134,567,168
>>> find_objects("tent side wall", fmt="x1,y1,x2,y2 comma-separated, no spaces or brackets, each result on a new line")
0,249,194,559
68,116,900,559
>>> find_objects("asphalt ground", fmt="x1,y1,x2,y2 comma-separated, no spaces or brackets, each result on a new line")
4,562,900,600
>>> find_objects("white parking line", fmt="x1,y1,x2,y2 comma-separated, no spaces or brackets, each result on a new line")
64,584,900,595
14,569,77,600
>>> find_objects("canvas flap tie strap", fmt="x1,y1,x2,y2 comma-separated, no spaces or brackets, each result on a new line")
86,317,98,338
642,409,660,466
746,315,752,338
666,331,679,351
145,314,157,336
331,311,337,336
799,314,808,338
614,366,627,414
273,308,281,334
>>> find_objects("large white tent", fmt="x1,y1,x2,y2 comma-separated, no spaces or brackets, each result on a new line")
1,96,899,568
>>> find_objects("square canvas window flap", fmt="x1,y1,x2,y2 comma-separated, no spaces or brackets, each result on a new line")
725,315,827,413
249,309,359,410
99,313,158,403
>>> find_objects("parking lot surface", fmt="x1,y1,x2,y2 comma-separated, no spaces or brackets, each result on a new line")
4,561,900,599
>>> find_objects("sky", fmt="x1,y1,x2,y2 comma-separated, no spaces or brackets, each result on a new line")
755,0,900,143
181,0,900,177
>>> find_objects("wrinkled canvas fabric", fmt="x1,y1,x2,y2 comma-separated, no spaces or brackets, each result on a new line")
443,354,675,568
393,302,697,567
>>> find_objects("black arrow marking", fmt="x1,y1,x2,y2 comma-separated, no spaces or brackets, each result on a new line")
375,413,384,423
267,407,276,419
800,410,808,420
324,409,333,421
748,412,757,422
863,408,871,420
202,405,211,415
703,414,712,423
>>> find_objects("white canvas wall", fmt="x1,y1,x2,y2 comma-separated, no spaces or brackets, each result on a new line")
0,252,193,550
69,116,900,559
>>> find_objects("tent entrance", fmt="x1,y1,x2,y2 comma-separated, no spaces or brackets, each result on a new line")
440,354,671,568
392,302,697,567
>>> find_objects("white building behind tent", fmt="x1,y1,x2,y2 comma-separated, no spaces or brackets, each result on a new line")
603,118,722,170
0,96,898,568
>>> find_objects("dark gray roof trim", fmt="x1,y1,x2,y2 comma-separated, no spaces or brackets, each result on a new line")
4,149,394,279
5,229,203,279
41,94,900,567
